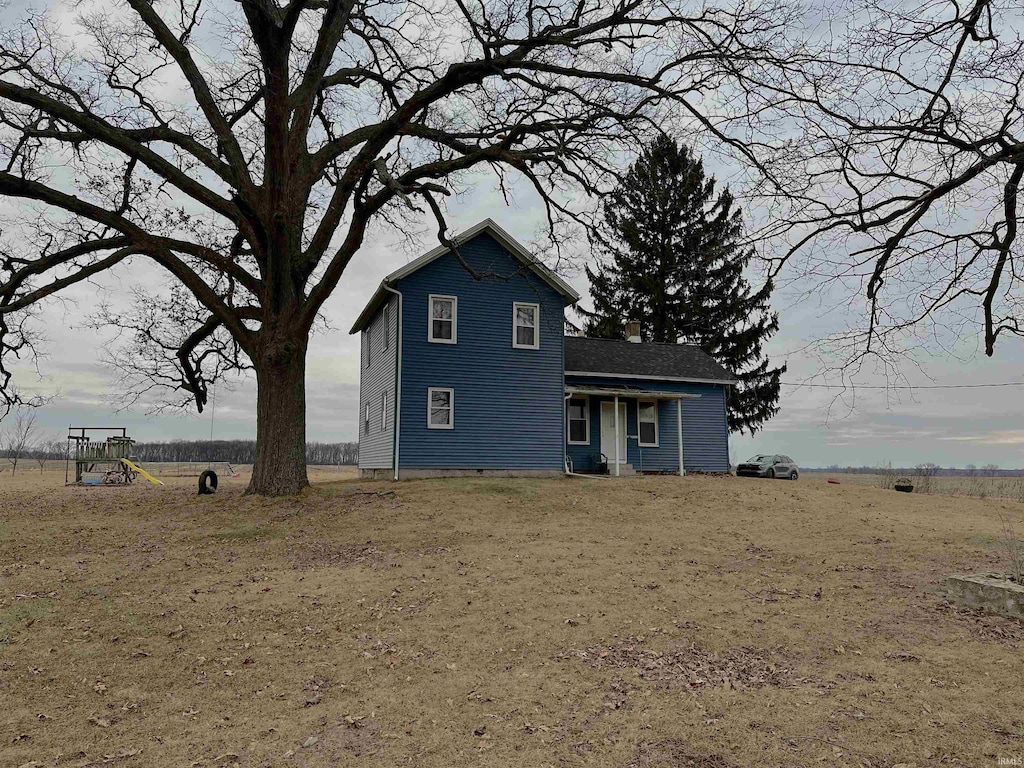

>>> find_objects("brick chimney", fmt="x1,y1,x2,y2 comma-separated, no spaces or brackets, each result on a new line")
625,320,641,343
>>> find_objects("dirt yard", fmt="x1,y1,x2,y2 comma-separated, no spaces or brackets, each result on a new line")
2,469,1023,767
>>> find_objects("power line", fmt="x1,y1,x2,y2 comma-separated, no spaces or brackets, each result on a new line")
781,381,1024,390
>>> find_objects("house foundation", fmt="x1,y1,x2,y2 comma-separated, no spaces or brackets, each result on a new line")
360,468,564,480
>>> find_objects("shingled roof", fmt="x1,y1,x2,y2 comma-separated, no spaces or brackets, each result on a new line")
564,336,736,384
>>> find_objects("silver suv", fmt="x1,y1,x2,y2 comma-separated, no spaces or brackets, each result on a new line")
736,454,799,480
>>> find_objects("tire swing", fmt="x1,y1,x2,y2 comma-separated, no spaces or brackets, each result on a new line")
198,382,219,495
198,469,219,495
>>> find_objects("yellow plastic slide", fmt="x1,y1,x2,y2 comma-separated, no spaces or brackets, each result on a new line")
120,458,165,485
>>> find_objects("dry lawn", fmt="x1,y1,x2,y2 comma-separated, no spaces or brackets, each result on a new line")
824,472,1024,503
2,468,1023,767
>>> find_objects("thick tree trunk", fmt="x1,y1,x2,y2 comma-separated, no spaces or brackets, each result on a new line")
247,335,309,496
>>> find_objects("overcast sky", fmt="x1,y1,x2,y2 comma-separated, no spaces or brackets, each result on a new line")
4,2,1023,470
7,173,1023,470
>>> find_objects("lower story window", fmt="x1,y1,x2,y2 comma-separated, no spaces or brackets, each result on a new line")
364,403,370,435
427,387,454,429
638,400,658,446
567,397,589,444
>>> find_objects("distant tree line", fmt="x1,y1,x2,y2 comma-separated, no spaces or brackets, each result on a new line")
131,440,357,465
0,434,358,469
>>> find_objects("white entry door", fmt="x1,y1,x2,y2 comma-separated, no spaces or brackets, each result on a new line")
600,401,628,464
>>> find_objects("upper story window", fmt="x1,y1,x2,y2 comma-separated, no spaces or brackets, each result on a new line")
638,400,658,446
363,328,371,367
567,396,589,445
427,387,454,429
512,302,539,349
382,303,389,350
428,295,457,344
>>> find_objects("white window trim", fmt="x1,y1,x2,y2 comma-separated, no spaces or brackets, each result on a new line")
364,403,370,435
382,303,389,350
638,399,659,447
381,391,388,431
428,295,458,344
427,387,454,429
512,302,540,349
566,395,590,445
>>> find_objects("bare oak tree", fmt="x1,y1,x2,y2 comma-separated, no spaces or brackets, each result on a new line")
769,0,1024,374
3,407,36,474
0,0,814,494
35,432,67,472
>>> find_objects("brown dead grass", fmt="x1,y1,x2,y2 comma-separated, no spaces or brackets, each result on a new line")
560,636,801,692
829,471,1024,503
2,468,1024,767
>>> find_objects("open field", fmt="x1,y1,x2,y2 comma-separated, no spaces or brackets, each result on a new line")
816,472,1024,503
1,461,356,479
2,469,1024,767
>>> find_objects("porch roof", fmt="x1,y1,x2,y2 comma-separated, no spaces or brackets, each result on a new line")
565,385,701,400
565,336,736,385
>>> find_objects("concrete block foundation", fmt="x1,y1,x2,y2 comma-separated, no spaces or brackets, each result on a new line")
946,574,1024,620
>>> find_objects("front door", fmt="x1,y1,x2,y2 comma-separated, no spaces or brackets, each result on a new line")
600,401,628,464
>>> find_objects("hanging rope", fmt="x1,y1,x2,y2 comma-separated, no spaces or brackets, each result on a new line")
208,381,216,470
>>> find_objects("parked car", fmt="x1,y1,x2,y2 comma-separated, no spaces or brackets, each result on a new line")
736,454,799,480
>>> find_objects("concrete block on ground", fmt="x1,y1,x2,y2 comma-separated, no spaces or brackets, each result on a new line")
946,573,1024,620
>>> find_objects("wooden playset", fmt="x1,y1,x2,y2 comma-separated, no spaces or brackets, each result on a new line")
65,427,163,486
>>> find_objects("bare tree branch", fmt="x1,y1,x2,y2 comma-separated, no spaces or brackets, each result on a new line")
0,0,827,493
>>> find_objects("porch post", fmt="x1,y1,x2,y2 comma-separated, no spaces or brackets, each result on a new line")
613,394,620,477
677,398,685,477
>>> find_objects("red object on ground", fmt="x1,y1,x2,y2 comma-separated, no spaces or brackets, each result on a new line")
827,478,840,485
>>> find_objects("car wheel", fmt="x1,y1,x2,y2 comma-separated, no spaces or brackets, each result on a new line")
767,468,774,479
791,470,798,481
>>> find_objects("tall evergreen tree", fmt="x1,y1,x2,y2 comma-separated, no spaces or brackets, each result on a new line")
583,136,785,434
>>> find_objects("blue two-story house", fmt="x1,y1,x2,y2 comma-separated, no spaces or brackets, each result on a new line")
350,219,735,479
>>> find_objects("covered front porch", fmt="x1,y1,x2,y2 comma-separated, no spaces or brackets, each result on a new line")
565,384,701,477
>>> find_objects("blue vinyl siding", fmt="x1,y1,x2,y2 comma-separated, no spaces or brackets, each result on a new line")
565,376,730,473
357,294,398,470
396,233,567,470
